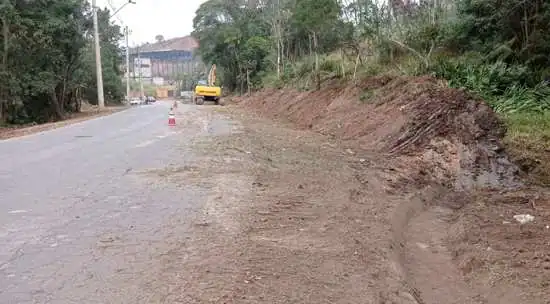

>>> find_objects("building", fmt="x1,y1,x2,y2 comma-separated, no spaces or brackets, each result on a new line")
133,57,151,78
129,36,202,85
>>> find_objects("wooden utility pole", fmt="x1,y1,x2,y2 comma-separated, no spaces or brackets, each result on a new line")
125,26,130,102
92,0,105,108
137,46,144,98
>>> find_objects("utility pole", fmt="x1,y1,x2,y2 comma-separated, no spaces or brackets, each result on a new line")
92,0,105,109
125,26,130,102
137,46,144,99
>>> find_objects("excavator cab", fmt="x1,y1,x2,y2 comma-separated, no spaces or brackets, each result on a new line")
193,65,223,105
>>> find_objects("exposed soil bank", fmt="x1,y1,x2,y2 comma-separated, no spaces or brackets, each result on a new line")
239,76,520,190
232,76,550,303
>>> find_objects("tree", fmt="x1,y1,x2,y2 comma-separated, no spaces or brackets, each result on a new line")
192,0,353,92
191,0,550,113
193,0,271,92
290,0,341,89
0,0,125,124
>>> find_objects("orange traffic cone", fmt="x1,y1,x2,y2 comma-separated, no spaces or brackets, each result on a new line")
168,109,176,126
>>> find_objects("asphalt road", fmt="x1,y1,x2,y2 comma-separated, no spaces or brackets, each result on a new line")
0,101,222,303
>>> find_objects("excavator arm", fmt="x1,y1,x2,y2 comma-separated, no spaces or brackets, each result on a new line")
207,64,216,87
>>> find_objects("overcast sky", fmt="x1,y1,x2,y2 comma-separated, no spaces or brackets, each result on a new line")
96,0,206,46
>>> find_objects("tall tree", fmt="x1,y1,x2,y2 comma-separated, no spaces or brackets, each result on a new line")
191,0,550,114
290,0,341,89
0,0,125,123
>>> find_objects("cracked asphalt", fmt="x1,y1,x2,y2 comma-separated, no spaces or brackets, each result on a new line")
0,101,229,303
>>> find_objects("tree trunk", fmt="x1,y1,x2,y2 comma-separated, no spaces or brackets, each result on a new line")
61,77,67,111
275,0,281,78
281,37,285,74
50,90,65,121
240,69,244,95
285,37,290,62
340,48,345,78
308,33,313,56
76,87,82,112
246,68,250,96
276,37,281,79
0,16,8,123
353,52,360,84
313,31,320,91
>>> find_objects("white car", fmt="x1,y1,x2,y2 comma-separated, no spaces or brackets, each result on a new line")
129,97,141,105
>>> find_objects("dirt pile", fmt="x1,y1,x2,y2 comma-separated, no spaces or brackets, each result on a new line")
240,76,520,191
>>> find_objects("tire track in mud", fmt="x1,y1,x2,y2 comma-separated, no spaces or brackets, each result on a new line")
390,188,441,304
388,184,530,304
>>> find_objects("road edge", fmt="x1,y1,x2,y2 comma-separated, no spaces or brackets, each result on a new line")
0,106,130,141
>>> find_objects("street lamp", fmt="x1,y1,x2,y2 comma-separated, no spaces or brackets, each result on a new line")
92,0,135,109
112,0,136,17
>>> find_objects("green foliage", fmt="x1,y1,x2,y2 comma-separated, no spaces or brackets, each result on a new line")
191,0,550,115
416,0,550,114
192,0,351,93
503,111,550,185
451,0,550,67
430,55,550,113
291,0,340,36
432,56,527,95
0,0,125,124
192,0,270,92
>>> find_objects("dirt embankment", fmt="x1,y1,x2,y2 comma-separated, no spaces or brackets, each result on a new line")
240,76,520,191
234,76,550,303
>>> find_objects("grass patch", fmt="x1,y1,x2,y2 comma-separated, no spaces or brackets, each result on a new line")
359,89,375,103
503,112,550,186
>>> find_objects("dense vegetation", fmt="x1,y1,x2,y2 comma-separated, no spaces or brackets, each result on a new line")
193,0,550,184
192,0,550,113
0,0,124,124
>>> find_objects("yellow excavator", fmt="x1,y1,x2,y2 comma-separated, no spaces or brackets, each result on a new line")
193,64,223,105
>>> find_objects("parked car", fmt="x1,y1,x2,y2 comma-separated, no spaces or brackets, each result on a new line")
144,96,156,104
129,97,141,105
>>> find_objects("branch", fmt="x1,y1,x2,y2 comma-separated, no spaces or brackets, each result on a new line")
388,38,429,67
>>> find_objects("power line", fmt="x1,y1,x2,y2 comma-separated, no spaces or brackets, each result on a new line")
107,0,124,24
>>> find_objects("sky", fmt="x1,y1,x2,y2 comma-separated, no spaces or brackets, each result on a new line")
96,0,207,46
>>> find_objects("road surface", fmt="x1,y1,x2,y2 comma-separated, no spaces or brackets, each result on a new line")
0,101,229,303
